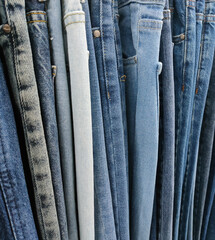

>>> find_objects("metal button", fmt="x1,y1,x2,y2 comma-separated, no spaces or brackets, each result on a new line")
93,30,101,38
3,24,11,34
180,34,185,40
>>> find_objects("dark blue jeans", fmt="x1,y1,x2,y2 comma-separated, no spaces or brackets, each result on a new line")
0,49,38,240
179,2,215,239
156,5,175,240
90,0,129,239
0,0,60,239
25,1,68,239
194,52,215,240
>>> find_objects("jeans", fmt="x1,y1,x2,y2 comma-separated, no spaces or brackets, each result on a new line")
25,1,68,239
156,4,175,240
0,1,60,239
0,49,38,240
118,0,164,239
193,53,215,240
82,1,117,239
201,137,215,240
179,2,215,239
62,0,94,239
90,0,129,239
171,0,196,238
46,0,78,238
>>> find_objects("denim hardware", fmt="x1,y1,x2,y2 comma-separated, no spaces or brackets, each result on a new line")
0,0,62,238
25,1,68,239
2,24,11,33
93,29,101,38
52,65,57,81
46,0,79,238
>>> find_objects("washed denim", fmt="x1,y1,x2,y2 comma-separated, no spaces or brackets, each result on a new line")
113,0,129,177
193,53,215,240
179,2,215,239
46,0,78,239
90,0,129,239
62,1,94,239
0,0,60,239
201,137,215,240
25,1,68,239
171,0,196,238
118,0,164,239
156,5,175,240
0,50,38,240
82,1,117,240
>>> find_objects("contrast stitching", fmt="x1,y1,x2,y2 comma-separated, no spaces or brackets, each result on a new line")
65,21,85,28
139,26,162,29
26,12,46,16
63,12,85,20
27,20,47,24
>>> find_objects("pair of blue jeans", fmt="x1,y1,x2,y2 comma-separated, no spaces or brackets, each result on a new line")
46,0,78,238
171,0,196,238
155,3,175,240
25,1,68,239
179,1,215,239
90,0,129,239
83,1,117,239
194,53,215,240
0,48,38,240
0,0,60,238
118,0,164,239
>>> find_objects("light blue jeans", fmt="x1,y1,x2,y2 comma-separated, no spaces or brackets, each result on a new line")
118,0,164,239
62,0,94,239
47,0,78,239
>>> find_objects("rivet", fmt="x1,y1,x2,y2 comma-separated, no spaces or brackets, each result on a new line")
93,30,101,38
180,34,185,40
3,24,11,34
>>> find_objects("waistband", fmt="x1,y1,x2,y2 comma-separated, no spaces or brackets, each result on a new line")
118,0,166,8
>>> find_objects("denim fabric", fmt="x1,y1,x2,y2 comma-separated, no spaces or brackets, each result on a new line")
0,1,60,239
113,0,129,178
156,6,175,240
179,2,215,239
201,137,215,240
0,51,38,240
171,0,196,239
62,1,94,239
25,1,68,239
46,0,78,239
90,1,129,239
118,0,164,239
205,196,215,239
82,1,117,240
193,53,215,240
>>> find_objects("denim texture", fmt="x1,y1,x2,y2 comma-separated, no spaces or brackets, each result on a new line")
0,50,38,240
193,53,215,240
46,0,78,238
62,0,94,239
156,5,175,240
171,0,196,238
205,196,215,240
25,1,68,239
118,0,164,239
113,0,129,178
90,0,129,239
201,137,215,240
82,1,117,240
0,1,60,239
179,2,215,239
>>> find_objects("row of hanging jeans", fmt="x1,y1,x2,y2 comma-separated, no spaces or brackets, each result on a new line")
0,0,215,239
